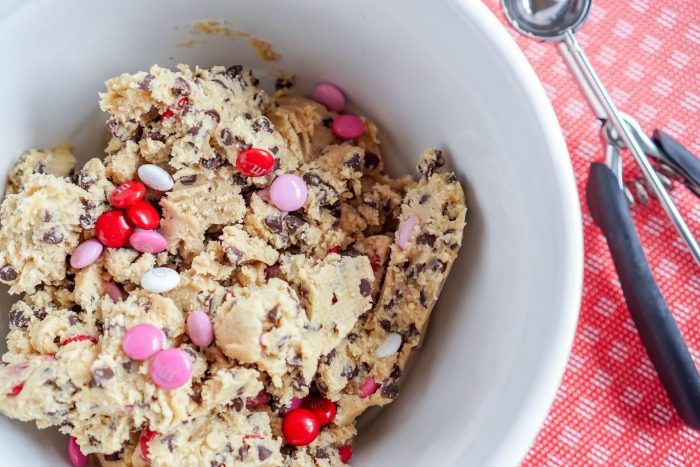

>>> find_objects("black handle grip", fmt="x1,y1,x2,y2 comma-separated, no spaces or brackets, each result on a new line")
653,130,700,197
586,162,700,429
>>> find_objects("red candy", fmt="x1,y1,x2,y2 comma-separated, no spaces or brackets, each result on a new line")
328,246,342,254
161,108,175,120
368,251,380,272
236,148,275,177
126,200,160,230
95,210,133,248
304,397,336,426
282,408,320,446
61,335,98,346
176,97,188,109
139,428,158,461
6,383,24,397
338,445,352,464
109,181,146,208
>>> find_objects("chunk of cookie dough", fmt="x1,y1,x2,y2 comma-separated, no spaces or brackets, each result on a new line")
6,145,77,194
0,174,96,294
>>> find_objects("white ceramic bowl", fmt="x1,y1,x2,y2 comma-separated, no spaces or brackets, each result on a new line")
0,1,582,465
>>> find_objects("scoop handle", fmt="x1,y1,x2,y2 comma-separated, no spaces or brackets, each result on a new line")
586,162,700,429
653,130,700,197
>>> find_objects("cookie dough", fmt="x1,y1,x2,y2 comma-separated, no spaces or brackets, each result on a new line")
0,64,466,466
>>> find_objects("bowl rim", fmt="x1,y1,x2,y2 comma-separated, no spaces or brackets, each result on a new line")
454,1,583,465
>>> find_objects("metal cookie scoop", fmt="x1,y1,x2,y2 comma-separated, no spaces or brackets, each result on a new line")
502,0,700,429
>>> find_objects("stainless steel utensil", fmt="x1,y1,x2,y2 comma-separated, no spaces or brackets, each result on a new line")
502,0,700,429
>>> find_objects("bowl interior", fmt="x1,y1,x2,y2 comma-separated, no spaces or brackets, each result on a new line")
0,0,582,465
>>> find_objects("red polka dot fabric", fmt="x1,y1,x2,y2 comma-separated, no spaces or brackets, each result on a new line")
482,0,700,464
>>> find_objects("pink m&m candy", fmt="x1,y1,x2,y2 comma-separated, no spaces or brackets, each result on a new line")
103,281,123,302
70,239,104,269
186,310,214,347
312,83,346,112
150,348,192,389
122,324,164,360
331,114,365,140
129,230,168,253
397,215,418,250
67,436,88,467
270,174,308,212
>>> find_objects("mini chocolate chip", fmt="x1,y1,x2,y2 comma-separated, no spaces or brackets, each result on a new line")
244,112,252,120
33,307,47,320
270,145,279,155
258,446,272,461
251,77,260,87
267,306,279,323
430,259,447,273
233,136,252,150
345,153,362,172
359,279,372,297
226,65,243,78
264,216,284,233
201,155,225,170
211,78,229,90
79,213,95,229
448,173,459,183
322,117,333,128
9,308,29,328
251,116,272,133
280,444,297,458
0,264,18,281
106,119,121,138
419,290,428,307
315,447,329,459
139,74,155,91
364,151,380,169
161,434,176,452
147,130,164,142
390,364,403,379
121,361,132,372
172,77,191,97
303,173,321,186
68,314,80,326
220,128,234,146
287,353,303,367
88,435,99,447
231,397,244,411
380,320,392,332
42,226,64,244
95,319,104,334
91,367,115,387
419,194,430,204
205,109,221,123
284,215,305,232
382,381,399,400
179,174,197,185
416,233,436,246
43,210,52,222
225,247,244,264
324,349,336,364
274,78,293,90
186,123,201,136
103,450,123,461
347,332,358,343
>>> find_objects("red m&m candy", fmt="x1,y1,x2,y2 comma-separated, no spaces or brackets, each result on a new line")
338,445,352,464
282,408,320,446
139,428,158,461
109,181,146,208
304,397,337,426
95,210,133,248
126,200,160,230
236,148,275,177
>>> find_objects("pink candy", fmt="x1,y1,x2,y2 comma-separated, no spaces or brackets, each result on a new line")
150,348,192,389
270,174,308,212
67,436,88,467
312,83,346,112
103,281,123,303
129,229,168,253
397,215,418,249
186,310,214,347
122,324,164,360
332,114,365,140
359,378,380,398
70,239,103,269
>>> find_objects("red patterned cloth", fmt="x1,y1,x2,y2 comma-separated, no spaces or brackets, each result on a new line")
482,0,700,464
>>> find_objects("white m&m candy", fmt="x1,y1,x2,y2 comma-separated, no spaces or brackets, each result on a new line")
138,164,174,191
141,267,180,293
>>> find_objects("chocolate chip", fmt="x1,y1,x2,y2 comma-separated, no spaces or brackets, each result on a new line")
211,78,229,90
41,226,64,244
430,259,447,273
204,109,221,123
43,210,52,222
418,150,446,178
419,194,431,204
0,264,17,281
280,444,296,458
225,247,244,264
139,74,155,91
267,306,279,323
264,216,284,233
324,349,336,364
347,332,358,343
68,314,80,326
121,361,132,372
364,151,380,169
359,279,372,297
322,117,333,128
345,153,362,172
91,367,114,387
9,308,28,328
230,397,244,412
103,450,123,461
419,290,428,307
284,215,304,232
106,119,121,138
179,174,197,185
390,364,403,379
251,77,260,87
315,447,329,459
287,353,303,367
251,116,273,133
380,320,392,332
33,307,47,320
381,381,399,399
201,155,225,170
416,233,436,246
244,112,252,120
172,77,191,97
258,446,273,461
186,123,201,136
448,173,459,183
95,319,104,334
233,136,252,150
226,65,243,78
303,173,321,186
162,434,176,452
79,213,95,229
88,435,99,447
220,128,234,146
274,77,293,90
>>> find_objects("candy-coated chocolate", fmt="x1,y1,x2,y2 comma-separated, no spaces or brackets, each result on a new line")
312,83,346,112
149,348,192,389
70,239,103,269
122,324,164,360
138,164,174,191
331,114,365,140
269,174,308,212
67,436,88,467
186,310,214,347
236,148,275,177
281,408,320,446
95,210,133,248
126,200,160,230
109,181,146,208
141,267,180,293
129,229,167,253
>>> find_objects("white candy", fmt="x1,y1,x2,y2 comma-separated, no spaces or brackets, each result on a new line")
141,267,180,293
376,332,403,358
138,164,174,191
